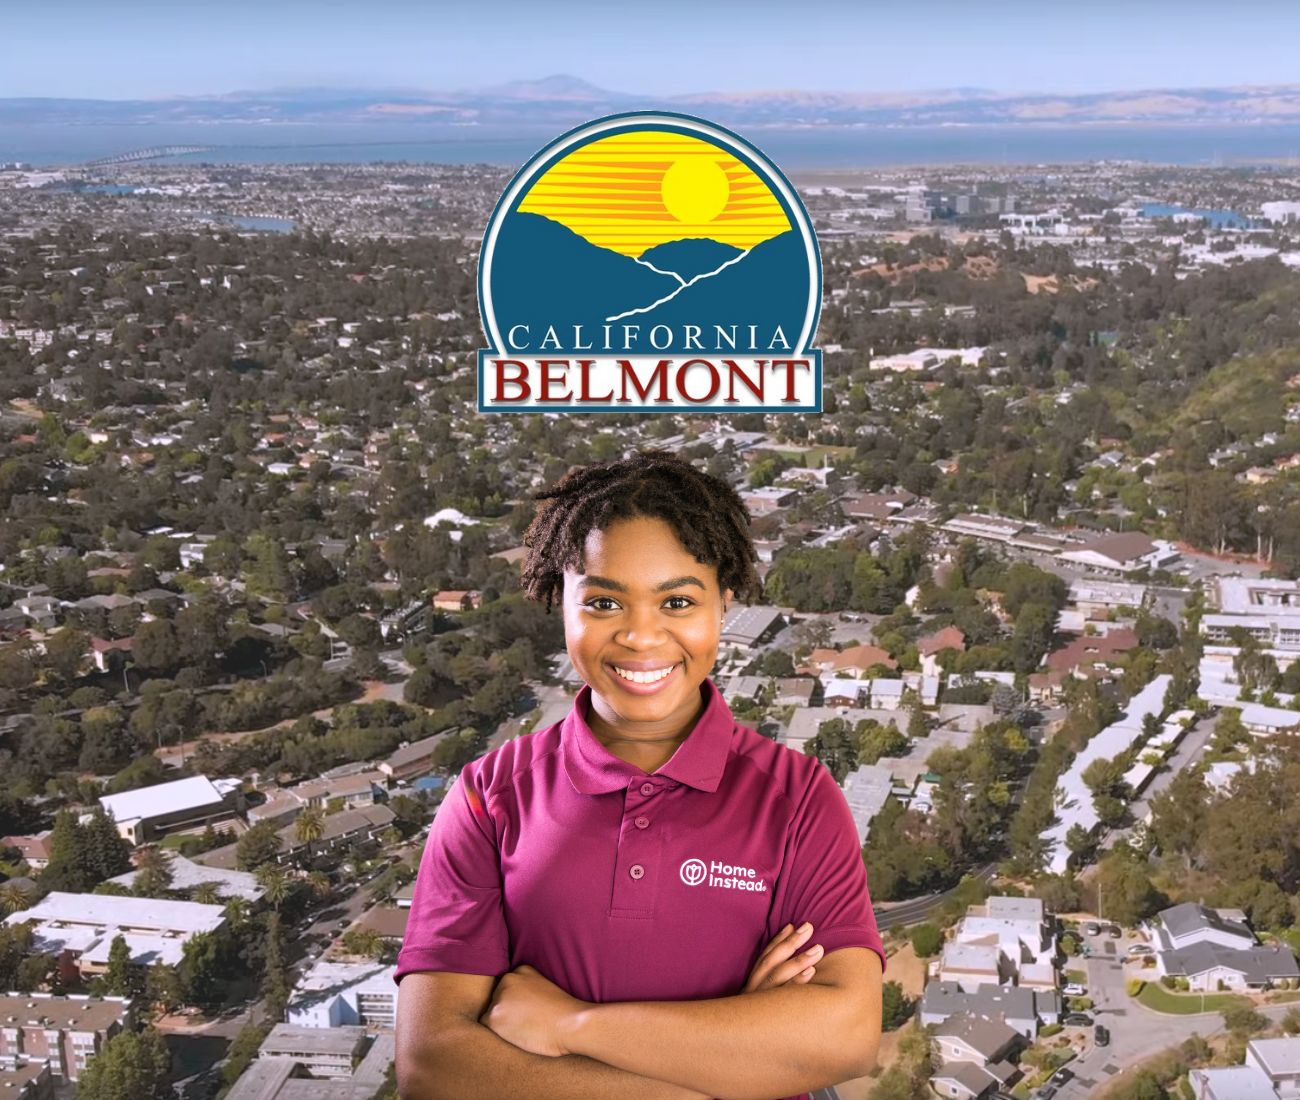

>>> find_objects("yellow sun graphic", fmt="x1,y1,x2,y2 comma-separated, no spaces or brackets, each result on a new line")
516,130,790,258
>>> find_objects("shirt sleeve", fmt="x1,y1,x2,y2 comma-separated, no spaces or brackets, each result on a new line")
767,760,887,976
394,763,511,984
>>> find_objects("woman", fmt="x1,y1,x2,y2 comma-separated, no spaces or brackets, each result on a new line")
395,450,885,1100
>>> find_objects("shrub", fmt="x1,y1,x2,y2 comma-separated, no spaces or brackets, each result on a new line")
908,923,943,958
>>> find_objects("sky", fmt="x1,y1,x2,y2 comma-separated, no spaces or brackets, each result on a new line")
6,0,1300,100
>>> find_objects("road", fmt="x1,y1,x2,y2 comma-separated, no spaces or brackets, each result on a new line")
874,864,999,931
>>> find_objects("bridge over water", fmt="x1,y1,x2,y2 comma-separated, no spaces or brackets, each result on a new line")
84,145,216,166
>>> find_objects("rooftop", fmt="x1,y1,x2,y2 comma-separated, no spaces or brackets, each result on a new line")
99,774,230,826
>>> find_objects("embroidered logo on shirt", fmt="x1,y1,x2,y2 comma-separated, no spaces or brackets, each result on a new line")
680,857,767,892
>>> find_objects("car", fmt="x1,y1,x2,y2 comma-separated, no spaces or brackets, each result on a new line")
1084,922,1100,936
1063,982,1088,996
1064,1013,1094,1027
1095,1024,1111,1047
1052,1068,1075,1085
1036,1085,1058,1100
1106,924,1122,938
1127,944,1154,956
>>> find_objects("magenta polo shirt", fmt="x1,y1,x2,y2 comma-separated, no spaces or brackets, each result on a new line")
396,676,886,1100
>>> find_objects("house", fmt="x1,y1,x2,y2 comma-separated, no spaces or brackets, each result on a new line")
4,892,226,983
353,904,410,944
803,645,897,676
1150,902,1300,992
929,1012,1024,1100
868,679,906,710
0,993,131,1083
1042,628,1140,682
920,981,1061,1039
2,832,52,871
431,590,481,612
821,678,867,707
937,943,1006,993
89,636,133,673
1189,1036,1300,1099
839,490,916,522
379,732,456,783
772,678,817,707
287,961,398,1029
1200,576,1300,657
99,775,242,845
1239,703,1300,737
722,675,767,707
918,626,966,659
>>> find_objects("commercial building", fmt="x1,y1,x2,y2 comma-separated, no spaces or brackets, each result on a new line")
98,775,242,845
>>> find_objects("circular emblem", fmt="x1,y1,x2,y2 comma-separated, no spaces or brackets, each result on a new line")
679,858,707,886
476,111,823,412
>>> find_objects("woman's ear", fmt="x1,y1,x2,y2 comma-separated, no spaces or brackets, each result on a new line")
722,586,734,608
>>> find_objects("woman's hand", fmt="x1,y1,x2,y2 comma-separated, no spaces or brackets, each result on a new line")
742,922,823,993
480,964,590,1057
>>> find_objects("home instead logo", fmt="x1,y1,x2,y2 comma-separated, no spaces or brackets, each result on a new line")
477,112,823,413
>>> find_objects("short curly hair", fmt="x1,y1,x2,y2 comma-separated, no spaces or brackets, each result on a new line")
520,449,763,614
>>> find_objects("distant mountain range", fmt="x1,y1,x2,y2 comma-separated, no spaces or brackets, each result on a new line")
9,76,1300,128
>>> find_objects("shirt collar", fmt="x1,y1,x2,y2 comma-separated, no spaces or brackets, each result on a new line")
561,677,735,796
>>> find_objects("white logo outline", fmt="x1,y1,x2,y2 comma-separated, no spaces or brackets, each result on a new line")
679,858,708,886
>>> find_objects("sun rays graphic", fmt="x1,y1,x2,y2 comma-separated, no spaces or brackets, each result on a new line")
516,130,791,258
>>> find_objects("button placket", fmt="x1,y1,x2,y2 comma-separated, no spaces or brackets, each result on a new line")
611,778,662,916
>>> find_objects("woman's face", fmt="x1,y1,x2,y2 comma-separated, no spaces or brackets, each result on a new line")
562,514,733,744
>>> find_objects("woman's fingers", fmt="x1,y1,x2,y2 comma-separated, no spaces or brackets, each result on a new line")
745,927,821,992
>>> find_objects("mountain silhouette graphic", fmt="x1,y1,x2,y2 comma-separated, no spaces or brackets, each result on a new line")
488,212,810,350
638,238,743,282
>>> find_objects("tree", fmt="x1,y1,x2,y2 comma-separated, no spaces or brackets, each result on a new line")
145,960,183,1012
907,703,928,740
261,912,290,1022
1095,841,1166,927
191,882,221,905
132,847,174,897
0,881,32,915
102,933,140,997
908,923,943,957
42,810,92,892
43,627,89,682
294,806,326,866
255,865,291,910
177,932,223,1008
881,981,914,1030
74,1028,171,1100
236,821,284,871
804,718,860,784
83,808,132,882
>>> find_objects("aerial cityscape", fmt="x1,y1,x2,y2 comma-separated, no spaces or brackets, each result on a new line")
4,8,1300,1098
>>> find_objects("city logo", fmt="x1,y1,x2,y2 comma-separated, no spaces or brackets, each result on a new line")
679,857,768,892
477,111,822,413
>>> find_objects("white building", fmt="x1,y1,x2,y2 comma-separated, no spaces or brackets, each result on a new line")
287,961,398,1030
98,775,241,845
840,764,894,845
1043,676,1170,874
5,892,225,977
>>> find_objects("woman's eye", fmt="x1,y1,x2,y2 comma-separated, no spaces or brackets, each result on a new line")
664,596,694,610
588,597,619,611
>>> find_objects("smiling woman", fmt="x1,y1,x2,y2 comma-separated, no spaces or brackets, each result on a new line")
394,449,885,1100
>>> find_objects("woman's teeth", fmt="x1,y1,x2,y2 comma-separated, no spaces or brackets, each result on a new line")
612,664,677,684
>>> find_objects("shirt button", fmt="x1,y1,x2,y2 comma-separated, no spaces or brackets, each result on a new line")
634,816,650,829
640,782,655,796
629,864,645,879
